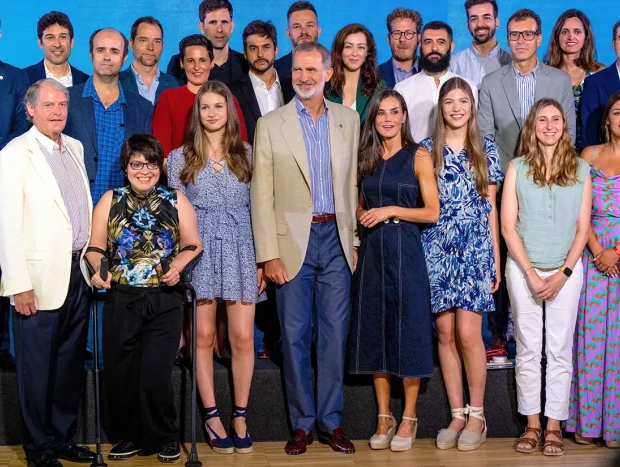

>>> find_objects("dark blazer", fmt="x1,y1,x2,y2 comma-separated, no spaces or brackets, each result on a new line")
326,79,386,129
23,59,89,86
274,52,293,80
0,60,31,150
580,63,620,147
377,58,419,90
166,48,248,85
118,67,182,104
229,72,296,143
64,82,153,186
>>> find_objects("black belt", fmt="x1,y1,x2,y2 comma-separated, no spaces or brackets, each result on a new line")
71,250,82,261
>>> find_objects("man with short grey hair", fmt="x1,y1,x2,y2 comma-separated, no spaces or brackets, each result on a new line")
251,41,359,456
0,78,95,467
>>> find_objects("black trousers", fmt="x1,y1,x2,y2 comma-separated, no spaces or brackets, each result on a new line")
103,284,183,454
13,259,90,460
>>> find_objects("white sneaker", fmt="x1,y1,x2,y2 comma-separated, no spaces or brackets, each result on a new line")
369,413,396,450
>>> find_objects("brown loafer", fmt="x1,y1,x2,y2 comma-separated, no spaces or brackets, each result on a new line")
319,427,355,454
284,429,313,455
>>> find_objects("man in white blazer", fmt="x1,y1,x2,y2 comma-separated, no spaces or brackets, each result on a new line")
0,79,95,467
251,42,359,456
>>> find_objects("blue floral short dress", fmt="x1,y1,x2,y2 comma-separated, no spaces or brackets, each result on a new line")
419,136,504,314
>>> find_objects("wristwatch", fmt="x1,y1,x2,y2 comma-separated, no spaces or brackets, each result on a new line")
560,266,573,277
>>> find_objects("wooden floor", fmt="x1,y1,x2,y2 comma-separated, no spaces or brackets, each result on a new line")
0,440,616,467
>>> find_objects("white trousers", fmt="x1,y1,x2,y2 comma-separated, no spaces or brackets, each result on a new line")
505,257,583,420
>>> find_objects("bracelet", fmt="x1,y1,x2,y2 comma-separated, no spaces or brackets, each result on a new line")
614,245,620,257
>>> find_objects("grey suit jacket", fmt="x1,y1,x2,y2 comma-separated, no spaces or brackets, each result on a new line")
478,62,575,172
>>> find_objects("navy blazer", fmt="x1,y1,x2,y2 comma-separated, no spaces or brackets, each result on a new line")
377,58,396,89
274,52,293,80
166,48,248,85
23,59,89,86
118,67,182,104
64,82,154,187
228,72,296,143
580,63,620,147
0,60,31,150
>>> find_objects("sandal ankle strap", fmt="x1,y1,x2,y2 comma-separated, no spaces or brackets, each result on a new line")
233,405,247,419
466,405,485,421
402,416,418,422
204,406,220,421
450,407,468,422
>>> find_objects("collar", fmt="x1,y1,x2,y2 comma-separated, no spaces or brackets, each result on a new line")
249,68,281,90
469,42,502,59
44,60,72,79
32,125,67,153
392,57,419,74
294,96,329,117
512,60,539,78
130,64,160,85
419,69,453,84
82,76,127,105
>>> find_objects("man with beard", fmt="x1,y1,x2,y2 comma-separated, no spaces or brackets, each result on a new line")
395,21,477,143
166,0,248,84
64,28,153,205
24,11,89,87
378,8,423,89
450,0,511,87
119,17,182,105
251,41,359,456
229,20,295,143
274,1,321,80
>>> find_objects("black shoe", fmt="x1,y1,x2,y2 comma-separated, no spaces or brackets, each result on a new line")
55,444,95,463
108,440,141,460
27,456,63,467
157,441,180,463
0,349,16,371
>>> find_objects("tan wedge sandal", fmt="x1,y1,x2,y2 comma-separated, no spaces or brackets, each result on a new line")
436,407,467,450
457,405,487,451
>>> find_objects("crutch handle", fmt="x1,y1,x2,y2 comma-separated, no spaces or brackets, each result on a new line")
100,258,109,282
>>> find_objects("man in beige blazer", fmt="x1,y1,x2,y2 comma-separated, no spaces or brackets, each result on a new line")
251,41,359,456
0,79,95,467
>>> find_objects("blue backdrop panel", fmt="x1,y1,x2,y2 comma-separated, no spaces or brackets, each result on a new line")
0,0,617,73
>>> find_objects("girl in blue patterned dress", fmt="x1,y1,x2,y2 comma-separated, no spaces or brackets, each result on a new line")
419,77,503,452
167,81,267,455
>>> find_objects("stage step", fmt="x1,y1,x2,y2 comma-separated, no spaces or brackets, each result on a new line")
0,359,524,446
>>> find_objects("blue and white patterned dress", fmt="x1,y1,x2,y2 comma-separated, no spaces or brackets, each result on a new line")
419,136,504,314
167,143,266,303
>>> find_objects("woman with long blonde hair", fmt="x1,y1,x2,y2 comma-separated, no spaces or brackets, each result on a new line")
419,77,503,451
502,98,591,456
167,80,267,455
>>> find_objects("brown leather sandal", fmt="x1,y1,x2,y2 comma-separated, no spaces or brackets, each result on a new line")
543,430,564,456
515,427,542,453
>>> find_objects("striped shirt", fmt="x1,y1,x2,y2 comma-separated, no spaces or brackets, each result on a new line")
295,97,335,215
513,62,538,123
82,77,127,204
34,128,90,250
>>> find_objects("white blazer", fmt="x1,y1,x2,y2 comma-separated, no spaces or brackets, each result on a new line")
0,126,93,310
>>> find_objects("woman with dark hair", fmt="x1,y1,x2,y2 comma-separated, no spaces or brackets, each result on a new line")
419,77,503,451
544,9,604,149
167,80,266,455
153,34,247,159
326,23,384,127
86,134,202,463
347,88,439,452
566,91,620,449
502,98,591,456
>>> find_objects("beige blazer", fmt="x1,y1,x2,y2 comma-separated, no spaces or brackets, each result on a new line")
251,99,360,280
0,126,93,310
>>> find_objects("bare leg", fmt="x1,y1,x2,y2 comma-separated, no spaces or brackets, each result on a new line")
373,373,393,435
455,309,486,433
226,300,255,437
435,310,466,432
195,300,226,438
396,378,420,437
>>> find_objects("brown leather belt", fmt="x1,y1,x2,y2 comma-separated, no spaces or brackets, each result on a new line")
312,214,336,223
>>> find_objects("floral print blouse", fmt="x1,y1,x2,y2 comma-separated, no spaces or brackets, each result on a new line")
107,185,180,287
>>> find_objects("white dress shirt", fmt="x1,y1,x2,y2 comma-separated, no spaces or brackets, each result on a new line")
44,61,73,87
394,70,478,143
249,69,284,115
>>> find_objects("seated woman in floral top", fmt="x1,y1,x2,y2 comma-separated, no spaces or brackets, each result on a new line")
85,134,202,463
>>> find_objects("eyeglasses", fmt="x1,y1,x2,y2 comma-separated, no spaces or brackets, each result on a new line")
128,161,160,170
390,30,418,40
508,30,539,41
